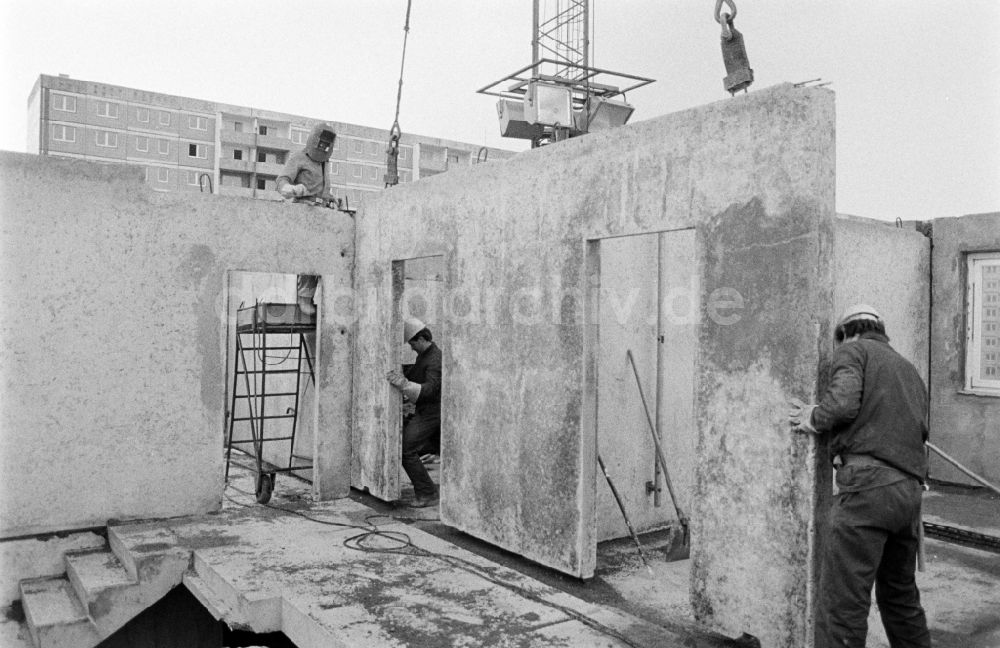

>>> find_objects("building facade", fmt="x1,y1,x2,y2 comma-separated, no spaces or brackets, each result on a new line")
27,74,513,207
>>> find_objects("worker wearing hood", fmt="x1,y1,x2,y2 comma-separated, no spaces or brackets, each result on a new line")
276,122,336,201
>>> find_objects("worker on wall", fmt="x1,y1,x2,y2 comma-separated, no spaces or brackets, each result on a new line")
386,317,442,508
276,122,336,315
788,305,931,648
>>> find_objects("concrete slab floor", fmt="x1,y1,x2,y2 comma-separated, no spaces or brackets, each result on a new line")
2,465,995,647
390,461,1000,648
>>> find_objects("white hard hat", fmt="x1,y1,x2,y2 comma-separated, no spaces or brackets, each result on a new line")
838,303,882,328
403,317,426,343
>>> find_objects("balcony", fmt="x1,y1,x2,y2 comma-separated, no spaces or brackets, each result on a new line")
254,161,286,177
219,158,253,173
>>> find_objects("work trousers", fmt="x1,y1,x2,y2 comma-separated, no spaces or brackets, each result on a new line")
820,478,931,648
401,409,440,498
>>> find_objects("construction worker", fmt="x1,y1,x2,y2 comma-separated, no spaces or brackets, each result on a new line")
276,122,336,315
386,317,442,508
789,304,931,648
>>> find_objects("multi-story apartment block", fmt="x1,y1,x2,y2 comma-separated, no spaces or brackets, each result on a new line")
27,74,514,208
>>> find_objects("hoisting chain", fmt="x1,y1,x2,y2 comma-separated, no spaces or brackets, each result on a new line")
385,0,413,188
714,0,737,40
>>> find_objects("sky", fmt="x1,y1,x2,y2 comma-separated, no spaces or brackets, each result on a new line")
1,0,997,223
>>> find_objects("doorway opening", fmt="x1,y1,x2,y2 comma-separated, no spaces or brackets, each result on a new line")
391,255,446,505
224,271,319,503
586,229,697,610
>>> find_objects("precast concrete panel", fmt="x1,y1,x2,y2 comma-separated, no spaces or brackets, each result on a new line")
929,213,1000,485
0,153,354,537
355,82,836,633
833,216,930,383
595,233,665,540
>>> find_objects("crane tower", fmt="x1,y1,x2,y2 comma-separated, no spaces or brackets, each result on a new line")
478,0,654,147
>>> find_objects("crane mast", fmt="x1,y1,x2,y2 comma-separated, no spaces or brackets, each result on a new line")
478,0,654,147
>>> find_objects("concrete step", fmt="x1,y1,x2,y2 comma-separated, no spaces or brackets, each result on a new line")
64,549,140,638
19,577,98,648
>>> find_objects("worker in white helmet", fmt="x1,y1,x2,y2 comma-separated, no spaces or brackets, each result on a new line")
386,317,443,507
276,122,337,316
789,304,930,648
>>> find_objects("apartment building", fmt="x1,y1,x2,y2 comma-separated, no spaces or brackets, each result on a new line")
27,74,513,207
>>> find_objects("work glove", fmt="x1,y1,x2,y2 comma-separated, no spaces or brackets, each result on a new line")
787,397,818,435
279,183,308,199
385,370,406,389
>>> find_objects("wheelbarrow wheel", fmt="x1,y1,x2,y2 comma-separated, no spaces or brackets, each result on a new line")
255,472,274,504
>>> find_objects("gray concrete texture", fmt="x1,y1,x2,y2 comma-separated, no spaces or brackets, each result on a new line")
928,213,1000,485
354,83,836,646
0,152,355,538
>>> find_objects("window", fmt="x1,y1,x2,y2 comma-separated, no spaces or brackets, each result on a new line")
234,121,244,133
449,154,460,164
368,166,377,180
291,128,308,145
352,164,362,178
967,252,1000,393
188,143,206,158
399,147,408,160
96,101,119,118
136,136,149,152
233,149,243,161
256,178,266,190
258,125,268,136
368,141,378,155
353,140,364,154
51,124,76,142
257,150,267,163
187,171,201,186
52,94,77,112
159,111,171,126
95,131,118,148
157,168,169,182
159,139,170,155
330,162,339,175
137,108,150,123
189,115,208,130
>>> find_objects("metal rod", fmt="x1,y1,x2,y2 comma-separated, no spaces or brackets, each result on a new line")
927,441,1000,496
598,454,654,576
627,349,689,543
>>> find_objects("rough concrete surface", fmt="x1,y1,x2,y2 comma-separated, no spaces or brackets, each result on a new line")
0,152,354,538
353,85,836,648
833,215,930,380
928,213,1000,486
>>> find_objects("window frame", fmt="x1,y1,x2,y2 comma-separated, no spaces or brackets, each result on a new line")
353,140,364,154
966,251,1000,394
51,124,76,142
159,111,171,126
158,139,170,155
137,107,150,123
291,128,308,145
95,130,118,148
96,101,119,119
157,167,169,183
52,94,77,113
135,135,149,152
187,171,201,186
233,149,243,161
189,115,209,130
188,143,207,159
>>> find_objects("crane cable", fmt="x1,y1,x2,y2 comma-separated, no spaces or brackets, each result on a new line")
384,0,413,188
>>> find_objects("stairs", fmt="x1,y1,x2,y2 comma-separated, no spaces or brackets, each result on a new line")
18,525,191,648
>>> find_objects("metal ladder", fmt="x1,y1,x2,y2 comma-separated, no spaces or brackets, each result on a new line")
225,302,315,503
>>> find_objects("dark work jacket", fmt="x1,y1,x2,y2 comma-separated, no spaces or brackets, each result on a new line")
811,332,928,484
276,150,327,199
403,342,442,415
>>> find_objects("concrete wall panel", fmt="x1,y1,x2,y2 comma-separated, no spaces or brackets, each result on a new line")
0,153,354,537
354,83,836,647
833,216,930,382
929,213,1000,485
